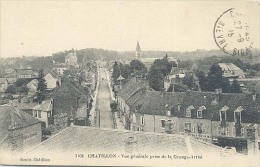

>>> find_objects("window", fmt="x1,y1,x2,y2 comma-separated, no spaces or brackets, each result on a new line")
202,124,206,133
47,112,51,117
241,128,245,136
197,110,203,118
38,111,41,118
34,110,37,117
184,122,191,131
220,106,229,124
133,114,136,123
226,127,229,136
234,106,243,124
186,109,191,117
221,127,225,135
232,127,236,137
140,116,144,125
161,120,166,128
177,104,181,111
234,112,241,124
191,125,194,133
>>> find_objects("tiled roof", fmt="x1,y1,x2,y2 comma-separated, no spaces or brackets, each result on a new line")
52,78,89,116
0,105,41,141
16,69,38,76
176,91,260,123
135,91,185,116
32,100,52,112
44,69,59,78
117,78,147,100
27,126,222,154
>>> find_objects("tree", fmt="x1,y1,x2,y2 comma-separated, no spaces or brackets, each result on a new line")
148,67,164,91
15,79,29,87
195,70,208,91
17,86,29,95
207,64,230,92
230,80,242,93
37,69,47,103
112,61,120,84
120,63,131,79
182,75,198,90
147,56,173,91
174,83,189,92
130,59,146,72
110,101,118,112
5,85,16,94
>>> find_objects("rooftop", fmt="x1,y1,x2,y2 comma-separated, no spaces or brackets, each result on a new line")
0,105,41,142
27,126,222,154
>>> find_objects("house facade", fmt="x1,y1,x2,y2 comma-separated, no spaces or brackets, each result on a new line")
117,80,260,154
218,63,245,79
116,78,148,130
65,52,78,67
32,99,53,128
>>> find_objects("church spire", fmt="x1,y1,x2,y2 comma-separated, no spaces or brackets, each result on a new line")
135,41,141,59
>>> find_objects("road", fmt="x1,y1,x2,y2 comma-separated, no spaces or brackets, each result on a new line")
96,67,114,129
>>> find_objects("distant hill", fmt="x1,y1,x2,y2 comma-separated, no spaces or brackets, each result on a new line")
1,48,259,71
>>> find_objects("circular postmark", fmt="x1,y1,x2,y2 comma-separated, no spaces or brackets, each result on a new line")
214,8,253,56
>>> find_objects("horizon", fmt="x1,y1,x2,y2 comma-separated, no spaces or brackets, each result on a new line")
1,1,259,58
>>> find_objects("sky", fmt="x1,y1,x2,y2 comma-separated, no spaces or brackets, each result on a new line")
0,0,259,57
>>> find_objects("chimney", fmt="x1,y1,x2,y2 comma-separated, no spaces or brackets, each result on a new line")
215,88,222,101
252,94,256,102
125,136,137,153
246,124,259,157
8,126,23,153
215,88,222,94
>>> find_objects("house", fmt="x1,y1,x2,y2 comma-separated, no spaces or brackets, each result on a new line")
3,69,38,85
218,63,245,80
15,69,38,79
52,78,91,127
26,69,59,92
0,105,42,154
171,90,260,154
65,51,78,67
119,78,260,154
32,99,53,128
53,63,67,76
130,91,185,133
0,78,8,92
44,70,59,90
27,79,38,93
117,77,148,129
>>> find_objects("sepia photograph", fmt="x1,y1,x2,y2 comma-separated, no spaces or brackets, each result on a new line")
0,0,260,166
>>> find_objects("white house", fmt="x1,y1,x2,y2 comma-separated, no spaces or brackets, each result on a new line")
44,71,59,90
32,99,53,128
65,52,78,67
27,70,59,92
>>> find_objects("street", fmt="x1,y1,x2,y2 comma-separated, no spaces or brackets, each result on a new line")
95,67,114,129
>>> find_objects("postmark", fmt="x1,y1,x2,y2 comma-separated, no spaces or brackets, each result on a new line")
214,8,253,56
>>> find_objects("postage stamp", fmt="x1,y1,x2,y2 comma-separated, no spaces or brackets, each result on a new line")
214,8,254,56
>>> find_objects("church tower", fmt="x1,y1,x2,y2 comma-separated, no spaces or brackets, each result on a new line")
136,41,141,60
